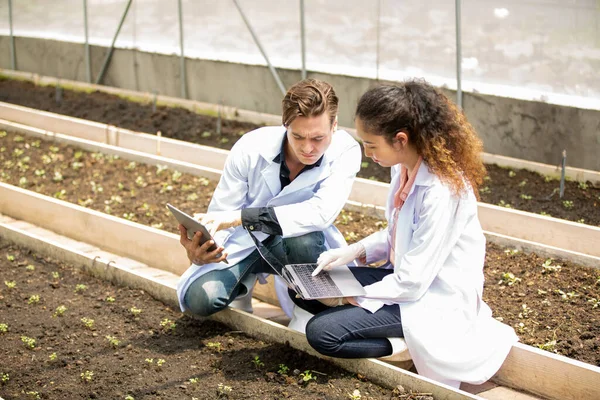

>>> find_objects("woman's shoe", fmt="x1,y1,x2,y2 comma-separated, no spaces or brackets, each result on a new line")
379,337,413,370
287,305,314,334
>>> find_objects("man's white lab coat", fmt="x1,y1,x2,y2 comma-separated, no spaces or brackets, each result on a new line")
177,126,361,315
358,162,518,385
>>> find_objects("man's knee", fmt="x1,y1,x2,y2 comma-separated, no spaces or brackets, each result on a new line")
183,280,229,317
283,231,326,263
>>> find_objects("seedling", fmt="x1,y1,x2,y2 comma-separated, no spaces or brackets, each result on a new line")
81,370,94,382
105,335,121,348
105,296,115,303
130,306,142,316
508,170,516,178
0,323,7,333
562,200,574,209
300,370,317,383
578,181,588,190
172,170,182,181
145,358,154,365
189,377,200,384
71,161,84,170
186,193,199,201
520,194,532,200
361,161,370,168
219,137,230,144
54,305,67,317
479,186,491,194
26,391,40,399
53,189,67,200
198,177,210,186
125,161,137,170
117,182,124,190
518,179,527,187
49,352,57,361
540,211,551,217
4,281,16,289
21,336,36,349
1,372,8,383
0,131,6,137
34,169,45,177
135,176,147,187
500,272,521,286
74,284,88,293
125,395,135,400
348,389,362,400
497,200,512,208
159,183,173,193
577,218,585,224
49,145,59,153
6,254,15,262
217,383,232,397
277,364,289,375
201,131,212,138
536,340,557,352
541,259,561,274
537,289,547,295
18,177,27,187
206,342,222,352
25,264,35,271
156,359,165,367
503,248,519,256
519,304,531,319
160,318,176,332
81,317,95,329
251,356,264,369
28,294,40,304
588,298,599,309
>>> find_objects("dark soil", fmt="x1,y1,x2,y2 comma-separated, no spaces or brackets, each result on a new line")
1,78,599,226
0,239,425,400
1,130,599,368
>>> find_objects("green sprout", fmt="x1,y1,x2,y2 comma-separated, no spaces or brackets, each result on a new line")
504,248,519,256
125,395,135,400
0,323,7,333
4,281,16,289
520,194,532,200
277,364,289,375
536,340,557,352
105,335,121,348
578,181,588,190
74,284,88,293
26,391,40,399
562,200,574,209
206,342,222,352
300,370,316,383
479,186,491,194
160,318,176,332
172,170,182,181
156,359,166,367
28,294,40,304
49,352,57,361
145,358,154,364
50,271,59,279
81,370,94,382
348,389,362,400
500,272,521,286
542,259,561,274
251,356,264,369
105,296,115,303
130,306,142,316
189,377,199,384
217,383,232,397
81,317,95,330
6,254,15,262
25,264,35,271
1,373,9,383
508,170,516,178
53,305,67,317
21,336,36,349
518,179,527,187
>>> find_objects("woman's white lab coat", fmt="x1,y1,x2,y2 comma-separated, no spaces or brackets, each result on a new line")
177,126,361,315
357,162,518,385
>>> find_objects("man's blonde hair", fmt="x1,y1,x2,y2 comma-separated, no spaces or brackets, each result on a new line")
282,79,339,127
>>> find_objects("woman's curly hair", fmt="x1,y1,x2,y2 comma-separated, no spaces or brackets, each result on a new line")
356,79,486,198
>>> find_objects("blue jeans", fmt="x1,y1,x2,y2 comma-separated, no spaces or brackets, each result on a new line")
292,267,403,359
183,231,326,317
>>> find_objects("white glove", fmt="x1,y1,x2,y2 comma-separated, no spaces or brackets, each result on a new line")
312,242,365,276
194,210,242,237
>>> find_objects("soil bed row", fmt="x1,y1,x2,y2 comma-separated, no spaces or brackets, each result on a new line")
0,239,418,400
1,78,599,226
0,129,599,368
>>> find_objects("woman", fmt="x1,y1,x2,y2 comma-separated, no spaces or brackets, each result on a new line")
292,80,518,388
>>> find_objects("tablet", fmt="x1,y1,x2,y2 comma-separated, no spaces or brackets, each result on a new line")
166,203,226,261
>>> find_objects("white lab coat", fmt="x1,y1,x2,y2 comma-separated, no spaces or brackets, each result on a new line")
177,126,361,315
357,162,518,385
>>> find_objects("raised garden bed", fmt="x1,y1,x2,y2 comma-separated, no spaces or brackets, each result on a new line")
1,129,599,368
1,78,599,226
0,238,424,400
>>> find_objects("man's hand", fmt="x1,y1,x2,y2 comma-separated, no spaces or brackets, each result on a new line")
193,210,242,237
179,224,228,265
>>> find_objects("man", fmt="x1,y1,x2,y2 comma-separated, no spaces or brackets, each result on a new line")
176,78,361,322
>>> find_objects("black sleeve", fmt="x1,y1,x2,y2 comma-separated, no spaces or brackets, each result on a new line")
241,207,283,235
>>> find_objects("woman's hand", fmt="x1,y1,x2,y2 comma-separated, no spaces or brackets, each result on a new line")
194,210,242,237
312,242,366,276
178,224,228,265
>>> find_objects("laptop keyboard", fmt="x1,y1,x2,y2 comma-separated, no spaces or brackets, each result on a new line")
291,263,343,298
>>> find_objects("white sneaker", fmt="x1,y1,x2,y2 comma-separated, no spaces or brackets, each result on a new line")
287,305,314,334
229,275,256,314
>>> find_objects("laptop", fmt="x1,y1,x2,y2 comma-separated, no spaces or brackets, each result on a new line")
166,203,227,263
281,263,366,300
